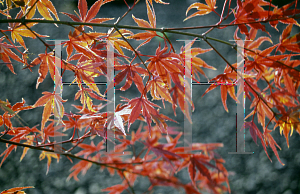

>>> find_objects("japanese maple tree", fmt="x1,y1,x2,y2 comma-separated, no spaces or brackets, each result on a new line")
0,0,300,193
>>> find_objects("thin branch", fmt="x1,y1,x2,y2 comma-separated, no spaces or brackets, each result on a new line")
242,47,300,72
0,137,189,187
166,14,300,30
2,18,300,75
1,12,299,32
113,26,153,97
123,0,130,9
203,0,234,36
0,125,9,138
107,0,140,37
36,133,91,148
2,17,298,127
0,137,133,171
113,26,148,71
0,30,24,55
23,23,51,50
161,30,175,53
22,23,76,73
122,171,135,194
203,39,280,121
23,0,39,18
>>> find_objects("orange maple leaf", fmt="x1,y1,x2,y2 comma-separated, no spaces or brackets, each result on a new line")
39,151,60,174
202,64,238,112
0,36,23,74
184,0,217,21
24,51,61,89
33,91,67,130
9,11,48,50
61,0,114,31
25,0,59,20
0,186,34,194
130,0,157,49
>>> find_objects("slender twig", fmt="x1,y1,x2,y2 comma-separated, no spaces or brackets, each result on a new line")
0,4,298,192
22,23,76,73
203,0,231,35
294,0,298,16
107,0,140,37
113,26,148,72
135,147,146,159
0,137,141,173
123,0,130,9
203,39,281,123
0,125,9,138
122,171,136,194
24,23,51,50
268,0,272,19
1,12,299,31
166,14,300,30
227,0,232,19
23,0,39,18
220,0,229,21
243,47,300,72
113,26,153,98
66,138,84,153
0,137,190,187
161,30,175,53
0,30,24,55
36,133,91,148
2,18,300,74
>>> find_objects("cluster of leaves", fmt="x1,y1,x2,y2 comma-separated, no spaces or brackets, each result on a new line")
0,0,300,193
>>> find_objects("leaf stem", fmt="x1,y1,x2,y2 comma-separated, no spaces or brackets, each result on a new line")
203,38,279,121
161,30,175,53
122,171,136,194
23,0,39,18
0,137,190,188
2,17,300,74
113,26,153,98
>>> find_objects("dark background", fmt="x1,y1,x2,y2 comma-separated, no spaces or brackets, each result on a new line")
1,0,300,193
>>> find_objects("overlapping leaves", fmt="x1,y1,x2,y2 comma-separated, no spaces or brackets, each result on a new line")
1,0,300,194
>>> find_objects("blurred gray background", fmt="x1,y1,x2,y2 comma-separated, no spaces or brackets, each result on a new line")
1,0,300,193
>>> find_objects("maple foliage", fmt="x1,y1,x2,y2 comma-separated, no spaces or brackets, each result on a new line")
0,186,34,194
0,0,300,193
185,0,217,21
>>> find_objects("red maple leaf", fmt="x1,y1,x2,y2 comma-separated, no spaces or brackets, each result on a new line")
61,0,114,31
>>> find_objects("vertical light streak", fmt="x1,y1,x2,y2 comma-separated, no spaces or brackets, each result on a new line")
46,39,65,153
106,40,115,153
177,39,198,153
228,39,253,155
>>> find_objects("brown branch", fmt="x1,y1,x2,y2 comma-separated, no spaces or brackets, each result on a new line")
107,0,140,37
0,137,189,188
113,26,153,98
122,171,135,194
22,23,76,73
203,38,280,120
161,29,175,53
23,0,39,18
166,14,300,30
2,17,299,75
